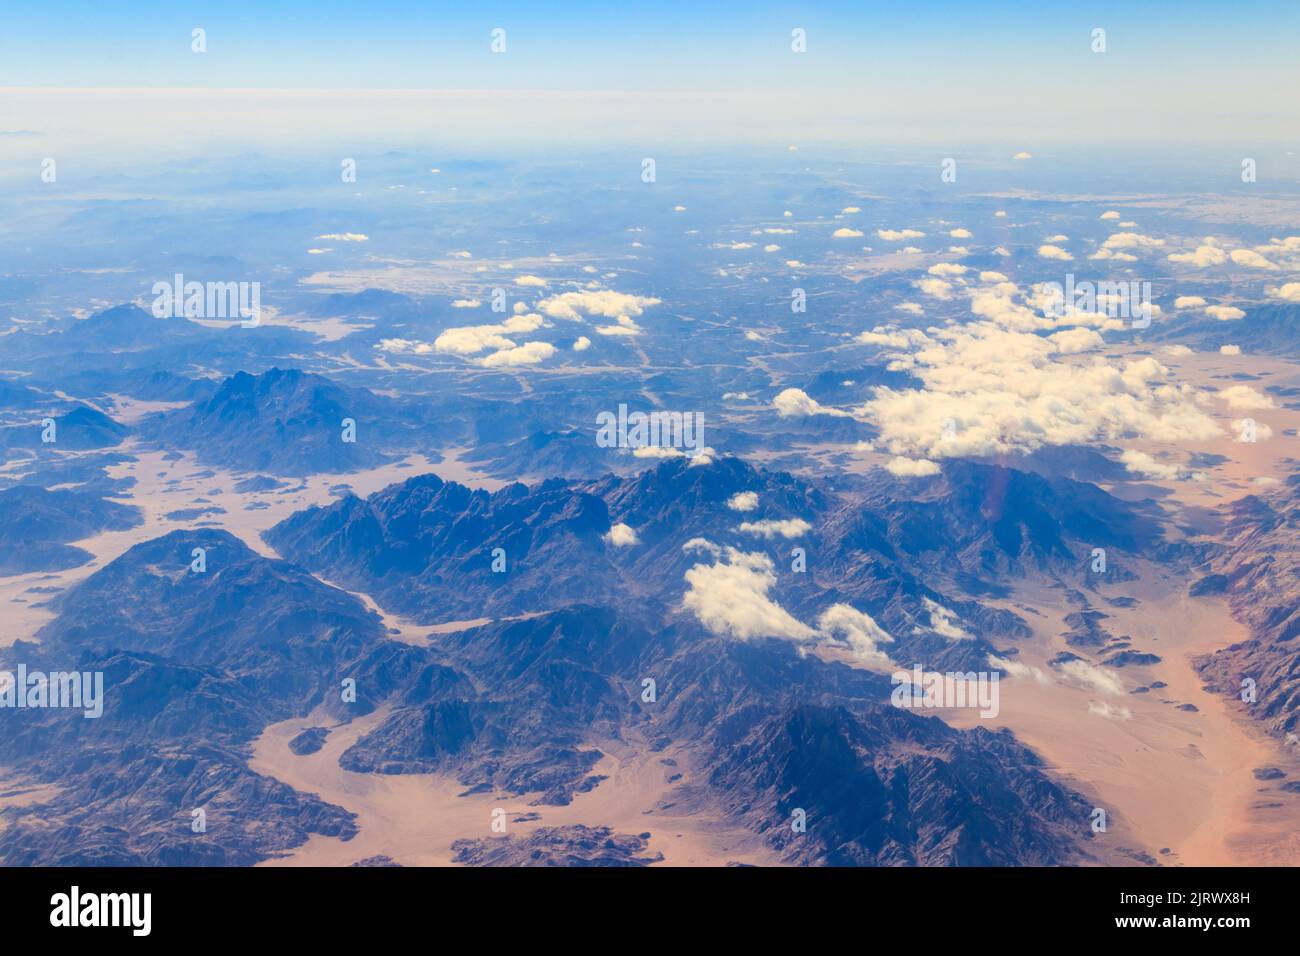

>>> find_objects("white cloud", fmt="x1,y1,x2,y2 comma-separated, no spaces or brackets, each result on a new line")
1037,244,1073,261
682,545,816,642
515,274,549,287
1121,449,1183,481
1100,211,1121,220
479,340,557,367
1057,659,1124,695
1218,385,1275,410
949,228,972,239
431,312,546,356
1219,344,1241,356
1169,244,1227,267
885,456,940,477
773,387,849,418
988,654,1051,685
738,518,812,540
1174,295,1206,308
1268,282,1300,303
923,598,969,640
1087,701,1132,720
538,289,661,322
928,262,968,277
451,298,481,308
573,335,591,351
726,491,759,512
877,228,925,241
841,206,861,214
315,232,368,242
1012,151,1032,160
817,605,894,667
832,227,864,238
1206,305,1245,321
915,277,955,300
1229,249,1277,270
604,523,639,547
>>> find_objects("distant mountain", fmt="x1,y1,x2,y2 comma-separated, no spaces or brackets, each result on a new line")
0,529,418,864
0,485,141,574
835,460,1166,586
1195,480,1300,742
141,367,425,475
1154,302,1300,355
2,516,1105,866
265,471,620,620
0,404,130,453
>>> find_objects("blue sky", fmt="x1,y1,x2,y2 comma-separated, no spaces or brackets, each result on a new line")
1,2,1296,157
4,0,1297,92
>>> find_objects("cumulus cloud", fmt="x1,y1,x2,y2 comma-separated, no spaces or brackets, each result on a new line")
1100,211,1121,220
1206,305,1245,321
885,456,940,477
915,277,956,300
1012,152,1032,160
877,228,925,241
573,335,591,351
738,518,812,539
1268,282,1300,302
604,523,639,547
726,491,759,512
923,598,969,640
430,312,546,356
817,605,894,667
1168,244,1227,267
515,274,549,287
682,544,816,642
1218,385,1275,410
1220,344,1241,356
1056,659,1124,695
949,228,972,239
988,654,1051,684
1087,700,1132,720
856,319,1220,461
479,340,557,367
1230,249,1277,270
1037,244,1073,261
773,387,850,418
1174,295,1206,308
538,289,662,322
928,262,969,277
832,227,864,238
1121,449,1183,481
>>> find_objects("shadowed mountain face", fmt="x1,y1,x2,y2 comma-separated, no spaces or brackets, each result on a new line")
0,404,131,454
0,485,142,574
140,367,439,475
1196,480,1300,741
0,503,1105,865
0,529,410,865
265,472,619,620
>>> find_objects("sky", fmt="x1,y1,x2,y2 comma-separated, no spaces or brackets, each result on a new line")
1,1,1297,158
